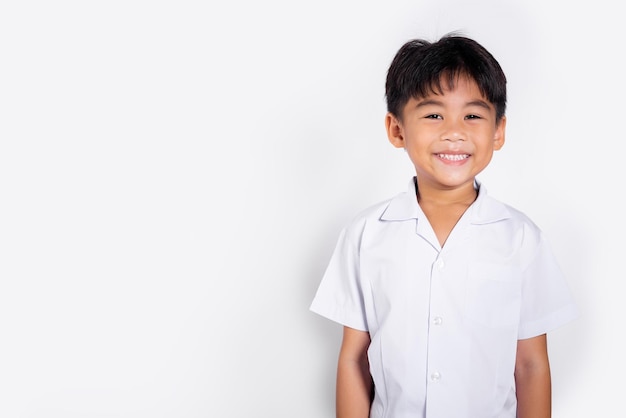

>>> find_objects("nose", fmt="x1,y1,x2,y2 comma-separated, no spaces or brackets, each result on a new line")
441,119,465,141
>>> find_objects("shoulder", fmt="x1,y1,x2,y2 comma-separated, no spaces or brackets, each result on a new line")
499,199,542,236
338,191,407,241
493,196,539,227
345,195,398,230
475,185,542,233
476,192,550,262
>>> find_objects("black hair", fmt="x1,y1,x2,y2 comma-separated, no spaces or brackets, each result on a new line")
385,33,507,122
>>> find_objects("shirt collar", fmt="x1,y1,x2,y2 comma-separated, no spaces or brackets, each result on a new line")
380,177,511,224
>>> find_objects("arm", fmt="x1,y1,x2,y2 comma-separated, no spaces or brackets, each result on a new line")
336,326,373,418
515,333,551,418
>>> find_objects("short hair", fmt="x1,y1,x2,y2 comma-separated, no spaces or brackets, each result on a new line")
385,33,507,122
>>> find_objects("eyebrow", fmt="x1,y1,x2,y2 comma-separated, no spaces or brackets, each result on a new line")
414,99,493,110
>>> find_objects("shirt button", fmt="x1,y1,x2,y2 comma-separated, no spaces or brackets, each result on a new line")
430,372,441,382
432,316,443,326
436,258,445,269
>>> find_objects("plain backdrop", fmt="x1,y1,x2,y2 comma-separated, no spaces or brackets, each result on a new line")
0,0,623,417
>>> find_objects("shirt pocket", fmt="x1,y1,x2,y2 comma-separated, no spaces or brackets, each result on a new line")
465,262,521,329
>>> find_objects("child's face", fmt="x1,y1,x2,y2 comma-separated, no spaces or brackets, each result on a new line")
386,75,506,193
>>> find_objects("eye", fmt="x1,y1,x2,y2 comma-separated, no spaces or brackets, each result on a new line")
425,114,442,119
465,114,482,120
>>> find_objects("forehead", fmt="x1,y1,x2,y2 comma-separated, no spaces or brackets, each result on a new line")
401,76,495,119
410,78,493,109
421,74,487,100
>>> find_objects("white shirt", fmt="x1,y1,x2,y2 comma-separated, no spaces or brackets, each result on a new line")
310,178,578,418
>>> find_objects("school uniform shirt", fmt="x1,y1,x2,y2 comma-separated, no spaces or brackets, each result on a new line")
310,177,578,418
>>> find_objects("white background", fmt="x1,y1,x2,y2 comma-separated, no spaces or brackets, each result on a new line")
0,1,622,417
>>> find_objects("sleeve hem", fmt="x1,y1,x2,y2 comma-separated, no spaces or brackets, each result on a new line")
309,299,368,332
518,303,579,340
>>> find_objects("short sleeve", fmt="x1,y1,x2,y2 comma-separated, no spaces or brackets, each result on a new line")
518,233,579,339
309,226,368,331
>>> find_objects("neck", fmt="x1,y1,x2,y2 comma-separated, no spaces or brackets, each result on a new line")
415,179,478,207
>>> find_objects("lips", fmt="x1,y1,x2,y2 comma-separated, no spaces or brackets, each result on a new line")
436,153,470,161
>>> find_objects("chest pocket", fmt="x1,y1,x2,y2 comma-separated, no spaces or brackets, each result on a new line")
465,262,521,329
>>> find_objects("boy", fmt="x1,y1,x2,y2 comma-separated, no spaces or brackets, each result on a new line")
310,34,578,418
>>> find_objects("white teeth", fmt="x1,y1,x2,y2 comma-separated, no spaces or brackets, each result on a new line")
438,153,469,161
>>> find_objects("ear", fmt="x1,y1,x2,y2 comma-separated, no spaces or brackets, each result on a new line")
385,112,405,149
493,116,506,150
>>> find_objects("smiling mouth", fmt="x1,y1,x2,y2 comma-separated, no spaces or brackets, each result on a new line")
436,153,470,161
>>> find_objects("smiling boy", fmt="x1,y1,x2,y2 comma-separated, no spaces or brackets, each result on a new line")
310,34,578,418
